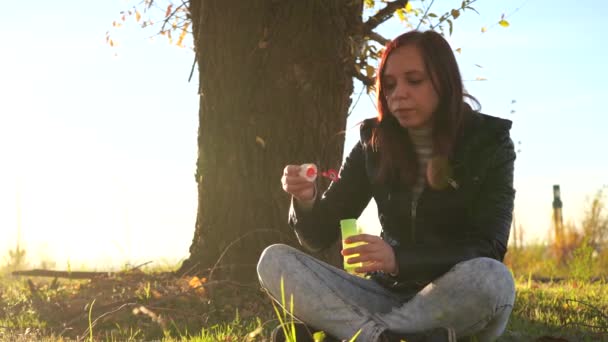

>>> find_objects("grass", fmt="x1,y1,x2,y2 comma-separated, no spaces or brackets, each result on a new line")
500,277,608,341
1,270,607,341
1,242,608,341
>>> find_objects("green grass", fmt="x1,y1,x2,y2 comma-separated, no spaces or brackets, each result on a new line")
499,278,608,341
1,271,607,341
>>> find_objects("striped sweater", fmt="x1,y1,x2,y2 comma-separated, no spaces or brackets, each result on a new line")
409,125,433,200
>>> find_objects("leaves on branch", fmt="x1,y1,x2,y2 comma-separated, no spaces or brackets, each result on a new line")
106,1,192,50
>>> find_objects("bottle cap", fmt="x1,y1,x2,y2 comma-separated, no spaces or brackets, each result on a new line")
299,163,317,182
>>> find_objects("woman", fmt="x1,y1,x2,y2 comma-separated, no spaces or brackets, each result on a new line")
258,30,516,342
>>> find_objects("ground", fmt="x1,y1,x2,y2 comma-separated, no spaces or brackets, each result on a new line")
1,268,606,341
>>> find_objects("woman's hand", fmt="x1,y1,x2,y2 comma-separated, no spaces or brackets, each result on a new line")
342,234,398,275
281,165,315,202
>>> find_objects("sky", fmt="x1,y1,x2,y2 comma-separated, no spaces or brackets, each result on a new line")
1,0,607,269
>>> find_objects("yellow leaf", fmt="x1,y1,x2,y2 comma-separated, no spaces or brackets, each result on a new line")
405,2,413,13
135,10,141,22
499,19,509,27
177,22,190,47
481,26,487,33
189,276,203,288
475,76,487,81
256,136,266,148
455,48,461,54
395,8,405,21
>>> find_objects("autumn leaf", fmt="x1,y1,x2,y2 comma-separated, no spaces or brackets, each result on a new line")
177,22,190,47
165,4,173,18
189,276,203,288
135,10,141,22
396,8,405,21
405,2,413,13
481,26,487,33
455,48,462,54
451,9,460,19
499,19,510,27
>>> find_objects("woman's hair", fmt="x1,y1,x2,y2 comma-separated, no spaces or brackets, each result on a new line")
370,30,479,186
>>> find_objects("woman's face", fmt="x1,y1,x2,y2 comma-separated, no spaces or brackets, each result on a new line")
382,44,439,129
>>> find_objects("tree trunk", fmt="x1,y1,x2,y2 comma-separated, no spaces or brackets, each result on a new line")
179,0,364,282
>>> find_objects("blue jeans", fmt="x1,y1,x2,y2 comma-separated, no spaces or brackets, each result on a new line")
257,244,515,342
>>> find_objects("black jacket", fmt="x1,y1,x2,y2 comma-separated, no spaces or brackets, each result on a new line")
288,111,516,292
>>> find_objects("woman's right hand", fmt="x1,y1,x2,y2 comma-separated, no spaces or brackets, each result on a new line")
281,165,315,202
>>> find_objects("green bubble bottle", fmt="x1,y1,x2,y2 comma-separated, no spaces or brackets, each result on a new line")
340,218,365,276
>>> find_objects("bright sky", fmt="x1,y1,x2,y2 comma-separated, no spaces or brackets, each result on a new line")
1,1,606,269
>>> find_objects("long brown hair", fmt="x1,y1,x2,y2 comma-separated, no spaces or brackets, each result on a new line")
370,30,479,187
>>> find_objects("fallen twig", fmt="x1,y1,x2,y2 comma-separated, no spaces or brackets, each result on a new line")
12,269,113,279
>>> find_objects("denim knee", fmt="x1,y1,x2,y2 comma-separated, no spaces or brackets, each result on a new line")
257,243,295,285
458,257,515,305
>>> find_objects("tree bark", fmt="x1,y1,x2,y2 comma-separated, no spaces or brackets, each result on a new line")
179,0,364,282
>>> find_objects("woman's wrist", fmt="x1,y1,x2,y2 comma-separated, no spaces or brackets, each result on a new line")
294,197,315,211
294,187,316,211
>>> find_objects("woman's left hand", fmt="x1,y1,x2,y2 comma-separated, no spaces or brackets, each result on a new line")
342,234,398,275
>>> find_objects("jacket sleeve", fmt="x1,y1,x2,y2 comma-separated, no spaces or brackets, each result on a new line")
393,135,516,280
288,139,373,252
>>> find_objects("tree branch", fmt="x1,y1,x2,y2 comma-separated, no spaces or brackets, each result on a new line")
429,0,480,31
363,0,409,34
368,31,389,46
416,0,436,30
12,269,113,279
352,68,374,88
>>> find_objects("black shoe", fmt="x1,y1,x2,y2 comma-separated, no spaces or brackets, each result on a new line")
379,327,457,342
270,322,340,342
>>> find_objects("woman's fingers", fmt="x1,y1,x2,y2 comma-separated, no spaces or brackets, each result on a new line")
354,262,383,273
342,235,397,274
283,175,310,186
344,234,382,244
346,253,377,264
281,165,315,196
283,165,301,176
284,183,313,194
